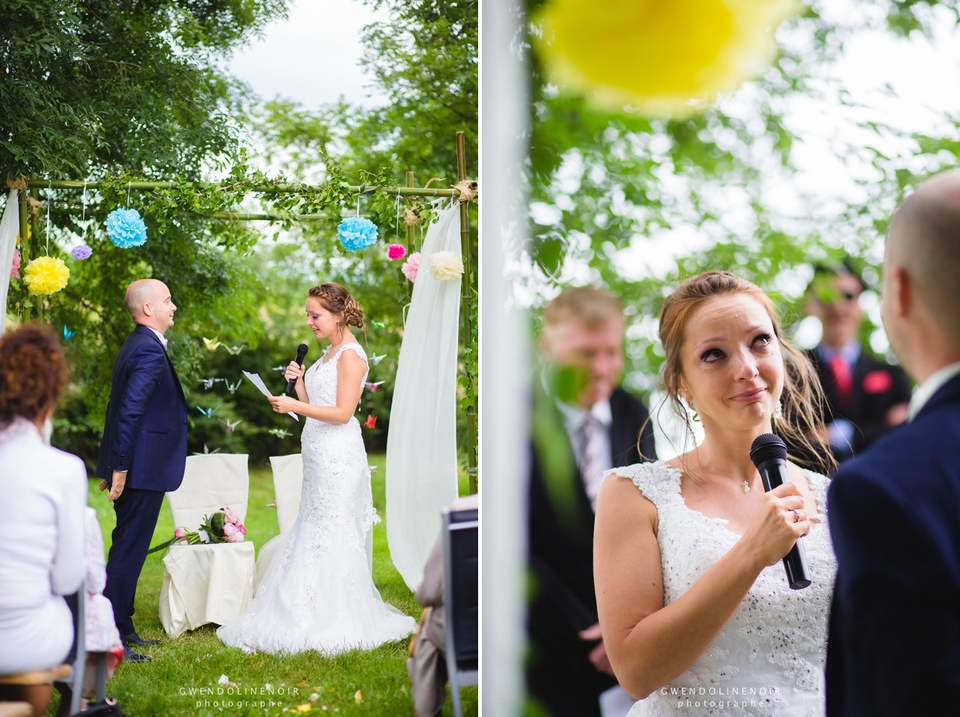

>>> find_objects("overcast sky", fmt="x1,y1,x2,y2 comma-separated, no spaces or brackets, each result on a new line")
228,0,388,110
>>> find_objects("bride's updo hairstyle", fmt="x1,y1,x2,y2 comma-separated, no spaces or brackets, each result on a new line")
309,282,365,330
658,270,832,469
0,324,67,430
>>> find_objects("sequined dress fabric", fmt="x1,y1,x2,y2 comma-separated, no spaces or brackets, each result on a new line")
615,461,835,717
218,343,415,654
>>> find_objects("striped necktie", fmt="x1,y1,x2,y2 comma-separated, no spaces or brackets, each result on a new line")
580,414,606,511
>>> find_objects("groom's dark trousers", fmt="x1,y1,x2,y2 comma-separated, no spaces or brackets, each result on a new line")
98,324,187,638
826,372,960,716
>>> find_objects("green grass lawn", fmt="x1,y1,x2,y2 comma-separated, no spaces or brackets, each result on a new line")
50,455,477,717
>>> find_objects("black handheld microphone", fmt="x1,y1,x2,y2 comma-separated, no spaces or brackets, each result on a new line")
749,433,812,590
286,344,309,395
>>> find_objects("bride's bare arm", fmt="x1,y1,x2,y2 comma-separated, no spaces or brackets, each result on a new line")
594,473,808,699
268,350,366,423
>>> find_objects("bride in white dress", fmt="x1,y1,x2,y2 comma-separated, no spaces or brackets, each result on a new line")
595,272,836,717
218,283,415,654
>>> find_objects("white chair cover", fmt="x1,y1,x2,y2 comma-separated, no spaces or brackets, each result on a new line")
386,204,462,591
0,189,20,337
253,454,304,590
159,454,255,637
270,453,303,534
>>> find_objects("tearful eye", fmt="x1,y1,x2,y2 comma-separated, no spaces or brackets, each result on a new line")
754,333,773,347
700,348,724,363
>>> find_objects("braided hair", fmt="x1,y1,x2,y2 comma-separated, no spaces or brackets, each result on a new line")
308,283,365,331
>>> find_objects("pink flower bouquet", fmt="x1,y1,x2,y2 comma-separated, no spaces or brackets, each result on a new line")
149,506,246,554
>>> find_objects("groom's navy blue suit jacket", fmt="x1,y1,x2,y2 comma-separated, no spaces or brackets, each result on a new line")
96,324,188,492
826,372,960,716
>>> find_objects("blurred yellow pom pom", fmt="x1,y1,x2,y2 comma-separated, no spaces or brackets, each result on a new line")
534,0,801,116
24,256,70,296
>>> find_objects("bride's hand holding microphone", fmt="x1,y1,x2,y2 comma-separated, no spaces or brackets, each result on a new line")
740,481,811,574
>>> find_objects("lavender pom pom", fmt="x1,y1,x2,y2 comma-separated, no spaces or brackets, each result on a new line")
71,244,93,260
337,217,378,252
106,208,147,248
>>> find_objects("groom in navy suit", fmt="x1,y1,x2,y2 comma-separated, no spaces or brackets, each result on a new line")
826,171,960,714
98,279,188,662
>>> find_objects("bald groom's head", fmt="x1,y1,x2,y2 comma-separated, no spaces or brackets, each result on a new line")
124,279,177,334
887,170,960,343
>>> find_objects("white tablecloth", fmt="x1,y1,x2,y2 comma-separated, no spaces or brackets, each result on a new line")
159,542,255,637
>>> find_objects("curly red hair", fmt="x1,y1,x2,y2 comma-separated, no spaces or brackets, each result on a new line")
0,324,67,427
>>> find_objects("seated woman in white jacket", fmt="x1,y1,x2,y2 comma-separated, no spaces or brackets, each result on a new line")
0,325,87,716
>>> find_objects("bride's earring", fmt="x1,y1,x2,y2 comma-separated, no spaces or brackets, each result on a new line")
687,398,699,423
774,399,783,421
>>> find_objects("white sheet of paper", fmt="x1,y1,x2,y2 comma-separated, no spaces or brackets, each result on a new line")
242,371,299,421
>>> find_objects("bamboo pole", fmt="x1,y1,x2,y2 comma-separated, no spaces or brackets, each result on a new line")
30,198,41,322
211,212,330,221
25,179,459,198
456,131,478,494
405,171,415,251
17,187,28,264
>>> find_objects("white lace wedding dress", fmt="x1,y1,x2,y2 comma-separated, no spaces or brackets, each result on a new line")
615,461,835,717
217,342,416,654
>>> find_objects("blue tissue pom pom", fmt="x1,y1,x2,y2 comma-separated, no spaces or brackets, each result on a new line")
106,208,147,248
337,217,378,252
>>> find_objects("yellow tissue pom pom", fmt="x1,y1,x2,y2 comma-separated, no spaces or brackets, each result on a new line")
24,256,70,296
534,0,801,117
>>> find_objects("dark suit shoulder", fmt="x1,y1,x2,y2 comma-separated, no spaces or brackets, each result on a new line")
610,387,656,463
610,386,649,416
834,392,960,499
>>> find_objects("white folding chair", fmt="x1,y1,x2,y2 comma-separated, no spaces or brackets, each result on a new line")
442,505,479,717
253,454,304,589
159,454,256,636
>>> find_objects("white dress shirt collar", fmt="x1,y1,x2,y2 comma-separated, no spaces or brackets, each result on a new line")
817,340,860,367
556,397,612,431
907,360,960,422
145,326,168,350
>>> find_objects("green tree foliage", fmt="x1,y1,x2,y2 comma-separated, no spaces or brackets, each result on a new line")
523,0,960,397
1,0,290,466
0,0,287,178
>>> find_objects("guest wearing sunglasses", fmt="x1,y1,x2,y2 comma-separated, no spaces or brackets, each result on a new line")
797,260,911,470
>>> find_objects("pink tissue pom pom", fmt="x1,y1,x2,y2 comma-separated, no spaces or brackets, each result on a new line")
388,244,407,260
401,252,420,282
10,249,20,279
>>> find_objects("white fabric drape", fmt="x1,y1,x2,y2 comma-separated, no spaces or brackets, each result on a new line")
386,204,462,591
0,189,20,336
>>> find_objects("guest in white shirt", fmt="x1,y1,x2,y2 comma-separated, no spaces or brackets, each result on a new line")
0,324,87,716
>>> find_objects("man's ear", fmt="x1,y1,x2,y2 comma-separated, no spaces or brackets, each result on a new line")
890,266,912,319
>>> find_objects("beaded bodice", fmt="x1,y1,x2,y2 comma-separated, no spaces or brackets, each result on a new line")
615,461,835,717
